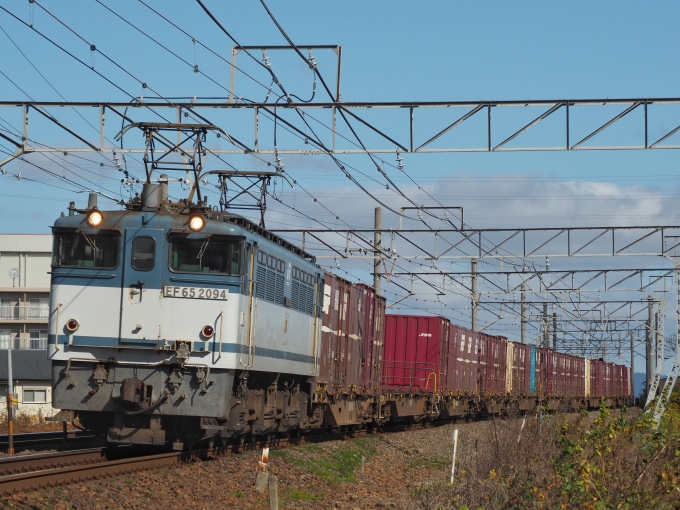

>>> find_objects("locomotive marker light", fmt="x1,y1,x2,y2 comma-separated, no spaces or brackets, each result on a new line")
65,319,79,333
201,325,215,338
86,209,103,227
188,214,206,232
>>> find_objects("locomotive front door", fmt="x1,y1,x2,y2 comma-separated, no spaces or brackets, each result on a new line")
119,228,165,345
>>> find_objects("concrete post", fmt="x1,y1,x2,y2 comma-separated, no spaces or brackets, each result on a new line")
630,331,635,389
374,208,382,297
520,283,527,344
543,301,549,348
646,297,654,398
7,342,13,455
552,312,557,350
268,475,278,510
471,259,477,331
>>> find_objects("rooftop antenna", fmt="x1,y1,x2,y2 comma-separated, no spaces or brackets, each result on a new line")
8,267,19,288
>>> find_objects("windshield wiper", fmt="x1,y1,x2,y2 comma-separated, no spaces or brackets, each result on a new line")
197,237,211,269
81,232,98,253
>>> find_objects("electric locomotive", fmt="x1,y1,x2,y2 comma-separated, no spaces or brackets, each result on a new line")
48,177,323,448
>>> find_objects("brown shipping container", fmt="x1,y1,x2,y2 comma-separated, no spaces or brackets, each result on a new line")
508,342,531,395
358,284,385,391
320,271,385,393
448,324,479,394
479,334,507,395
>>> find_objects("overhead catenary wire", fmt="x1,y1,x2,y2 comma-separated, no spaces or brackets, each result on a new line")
0,2,648,338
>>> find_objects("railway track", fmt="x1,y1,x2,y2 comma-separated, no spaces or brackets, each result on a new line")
0,429,371,494
0,430,96,453
0,410,608,495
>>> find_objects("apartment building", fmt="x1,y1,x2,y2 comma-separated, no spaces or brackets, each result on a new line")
0,234,52,350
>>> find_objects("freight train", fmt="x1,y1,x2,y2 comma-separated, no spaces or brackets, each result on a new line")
47,180,633,449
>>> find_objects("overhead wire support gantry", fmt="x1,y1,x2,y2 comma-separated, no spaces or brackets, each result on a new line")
3,98,680,164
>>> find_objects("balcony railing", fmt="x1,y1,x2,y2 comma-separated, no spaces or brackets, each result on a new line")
0,334,47,350
0,304,49,321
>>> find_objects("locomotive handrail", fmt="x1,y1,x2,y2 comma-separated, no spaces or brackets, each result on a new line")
168,276,235,284
53,303,62,352
47,272,116,279
217,311,224,360
245,246,256,368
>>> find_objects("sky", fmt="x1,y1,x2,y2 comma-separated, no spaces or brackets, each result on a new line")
0,1,679,384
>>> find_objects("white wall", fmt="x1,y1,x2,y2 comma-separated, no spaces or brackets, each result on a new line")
0,381,54,419
0,234,52,288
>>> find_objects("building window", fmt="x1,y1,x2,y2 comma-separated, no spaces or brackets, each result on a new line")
28,298,49,319
23,389,47,403
29,329,47,350
0,298,12,319
0,329,10,350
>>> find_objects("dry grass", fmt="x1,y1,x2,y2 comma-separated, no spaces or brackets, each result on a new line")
402,400,680,509
0,410,63,434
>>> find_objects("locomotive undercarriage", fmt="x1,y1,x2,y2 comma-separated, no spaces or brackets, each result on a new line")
55,359,634,449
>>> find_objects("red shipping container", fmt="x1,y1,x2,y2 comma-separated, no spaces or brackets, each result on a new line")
383,315,448,392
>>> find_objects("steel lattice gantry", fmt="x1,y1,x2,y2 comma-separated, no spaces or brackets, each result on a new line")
2,98,680,165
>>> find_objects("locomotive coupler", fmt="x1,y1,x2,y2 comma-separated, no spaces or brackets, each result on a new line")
120,378,148,407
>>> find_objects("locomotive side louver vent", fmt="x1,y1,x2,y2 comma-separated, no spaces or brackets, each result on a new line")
292,280,299,310
305,285,314,315
275,274,285,304
256,266,266,299
266,270,276,302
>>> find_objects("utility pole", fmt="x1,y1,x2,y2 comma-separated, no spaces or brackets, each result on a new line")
630,330,635,391
471,259,477,331
543,301,549,348
520,283,527,344
374,207,381,297
552,312,557,350
6,340,14,455
646,297,654,399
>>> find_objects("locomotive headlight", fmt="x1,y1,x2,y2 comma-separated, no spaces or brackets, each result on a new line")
188,214,206,232
201,325,215,338
86,209,103,227
65,319,79,332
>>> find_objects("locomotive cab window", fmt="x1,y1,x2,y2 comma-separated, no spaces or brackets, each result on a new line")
52,231,119,269
170,235,243,275
131,236,155,271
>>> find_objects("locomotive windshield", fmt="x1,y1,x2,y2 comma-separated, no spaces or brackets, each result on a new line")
52,231,119,268
169,235,243,275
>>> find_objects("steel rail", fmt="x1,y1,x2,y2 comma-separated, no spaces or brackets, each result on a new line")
0,450,177,493
0,448,106,478
0,405,630,494
0,430,95,452
0,431,363,494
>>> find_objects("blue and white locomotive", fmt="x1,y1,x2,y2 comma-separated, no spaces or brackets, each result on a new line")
48,177,323,448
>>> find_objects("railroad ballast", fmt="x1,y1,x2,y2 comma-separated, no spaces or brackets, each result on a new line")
47,181,633,449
